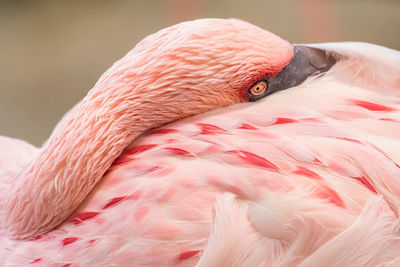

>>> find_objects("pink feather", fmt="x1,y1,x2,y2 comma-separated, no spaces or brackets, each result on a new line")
1,19,400,266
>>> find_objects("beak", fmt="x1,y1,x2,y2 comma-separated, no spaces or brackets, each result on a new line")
248,45,336,101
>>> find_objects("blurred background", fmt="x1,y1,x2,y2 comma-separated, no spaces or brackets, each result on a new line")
1,0,399,146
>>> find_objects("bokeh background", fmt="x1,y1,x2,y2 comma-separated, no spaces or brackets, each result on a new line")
1,0,399,146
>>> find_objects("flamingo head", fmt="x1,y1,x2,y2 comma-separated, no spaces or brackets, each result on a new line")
93,18,335,127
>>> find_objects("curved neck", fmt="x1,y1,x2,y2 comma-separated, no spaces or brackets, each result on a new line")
1,70,163,238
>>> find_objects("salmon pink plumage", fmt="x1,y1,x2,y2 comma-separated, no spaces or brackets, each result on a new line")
1,18,400,266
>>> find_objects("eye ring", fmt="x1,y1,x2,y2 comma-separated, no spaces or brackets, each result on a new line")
249,80,268,96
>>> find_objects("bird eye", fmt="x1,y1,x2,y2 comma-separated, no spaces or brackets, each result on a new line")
249,81,267,96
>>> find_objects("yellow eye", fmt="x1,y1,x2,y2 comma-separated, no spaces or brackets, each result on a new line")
250,81,267,96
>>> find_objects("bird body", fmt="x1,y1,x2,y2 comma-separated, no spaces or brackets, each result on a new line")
1,19,400,266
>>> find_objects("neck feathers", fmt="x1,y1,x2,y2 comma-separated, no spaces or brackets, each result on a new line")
0,64,153,238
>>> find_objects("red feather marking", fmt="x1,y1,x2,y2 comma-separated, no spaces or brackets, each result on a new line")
165,147,193,156
197,123,228,134
103,196,127,209
351,100,395,112
177,250,201,261
77,212,99,221
62,237,78,246
227,150,279,171
62,264,72,267
125,144,157,155
238,123,258,130
313,158,322,164
150,128,178,134
146,166,175,178
293,166,322,180
315,185,345,208
380,118,397,122
73,212,99,225
30,258,42,263
146,166,162,173
111,156,133,166
352,176,377,193
31,235,43,241
273,117,297,125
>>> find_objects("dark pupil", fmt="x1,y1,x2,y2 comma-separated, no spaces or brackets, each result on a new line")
256,87,260,90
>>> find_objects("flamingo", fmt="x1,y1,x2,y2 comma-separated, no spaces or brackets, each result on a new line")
0,18,399,266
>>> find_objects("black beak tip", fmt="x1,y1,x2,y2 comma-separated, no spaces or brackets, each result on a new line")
248,44,337,102
295,44,336,75
266,44,336,96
